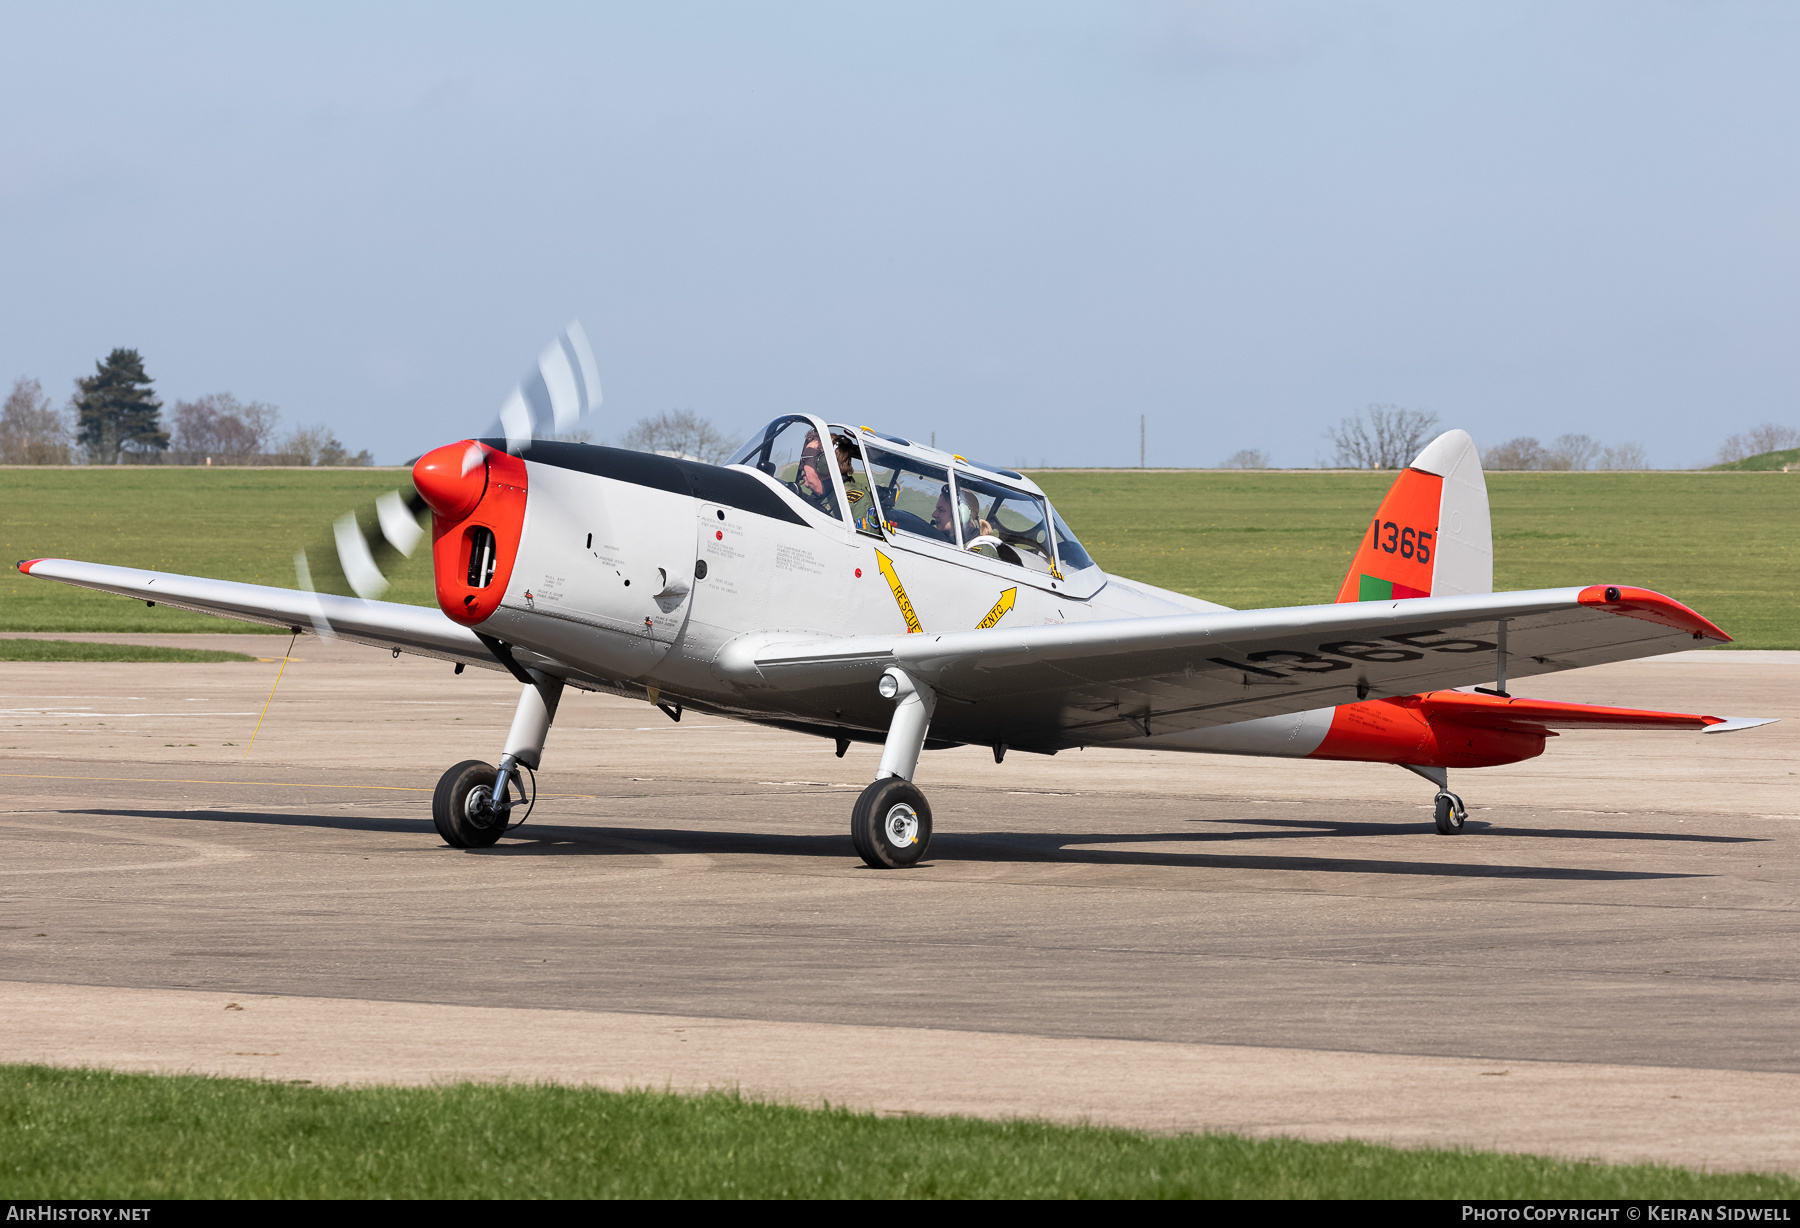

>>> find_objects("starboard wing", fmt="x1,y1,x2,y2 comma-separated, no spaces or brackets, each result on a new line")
17,558,519,674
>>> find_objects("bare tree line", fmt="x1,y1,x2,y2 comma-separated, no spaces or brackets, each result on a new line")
1304,404,1793,471
1317,406,1648,471
619,409,737,464
164,393,371,466
2,374,371,466
0,379,71,464
1480,434,1646,471
1716,423,1800,464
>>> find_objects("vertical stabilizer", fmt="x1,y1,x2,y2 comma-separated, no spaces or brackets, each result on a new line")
1334,429,1492,603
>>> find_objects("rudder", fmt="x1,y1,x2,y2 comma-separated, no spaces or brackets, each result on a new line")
1334,429,1491,603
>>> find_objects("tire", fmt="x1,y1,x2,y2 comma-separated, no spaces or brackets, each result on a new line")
1434,792,1466,836
433,759,508,848
851,777,932,868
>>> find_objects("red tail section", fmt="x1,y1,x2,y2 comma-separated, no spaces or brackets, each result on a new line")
1335,428,1492,603
1334,468,1442,603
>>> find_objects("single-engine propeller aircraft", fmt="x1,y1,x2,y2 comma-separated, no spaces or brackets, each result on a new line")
18,325,1772,866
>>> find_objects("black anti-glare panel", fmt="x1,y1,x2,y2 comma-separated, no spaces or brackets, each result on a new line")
484,439,808,527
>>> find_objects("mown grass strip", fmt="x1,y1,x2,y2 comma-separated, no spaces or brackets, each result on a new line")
5,467,1796,646
0,1067,1794,1200
2,467,429,634
1032,470,1800,648
0,638,257,663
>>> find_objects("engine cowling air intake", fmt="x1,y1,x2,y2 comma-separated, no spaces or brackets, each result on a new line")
412,441,529,626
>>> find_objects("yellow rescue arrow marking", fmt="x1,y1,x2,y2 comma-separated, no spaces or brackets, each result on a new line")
975,587,1017,629
875,549,923,634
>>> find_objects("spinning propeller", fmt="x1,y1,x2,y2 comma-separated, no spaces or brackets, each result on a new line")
294,321,602,604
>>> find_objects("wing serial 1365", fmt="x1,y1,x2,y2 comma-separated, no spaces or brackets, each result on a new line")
18,337,1773,866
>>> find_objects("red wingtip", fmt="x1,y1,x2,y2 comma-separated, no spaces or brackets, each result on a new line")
17,558,45,575
1578,585,1731,642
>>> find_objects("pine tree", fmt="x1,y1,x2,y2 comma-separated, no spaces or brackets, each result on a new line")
75,348,168,464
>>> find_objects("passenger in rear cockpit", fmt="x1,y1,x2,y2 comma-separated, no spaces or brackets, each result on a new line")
930,485,992,547
962,490,995,544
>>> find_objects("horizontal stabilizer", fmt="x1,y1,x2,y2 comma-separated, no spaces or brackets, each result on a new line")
1701,716,1780,734
1421,690,1772,733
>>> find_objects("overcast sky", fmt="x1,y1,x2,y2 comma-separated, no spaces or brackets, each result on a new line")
3,2,1796,468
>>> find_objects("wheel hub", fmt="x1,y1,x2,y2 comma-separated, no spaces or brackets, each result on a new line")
883,802,919,848
465,784,500,828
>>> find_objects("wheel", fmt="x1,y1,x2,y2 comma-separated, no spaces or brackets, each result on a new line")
1434,791,1466,835
850,777,933,868
433,759,509,848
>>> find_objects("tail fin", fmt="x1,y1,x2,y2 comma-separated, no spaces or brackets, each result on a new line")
1334,429,1492,603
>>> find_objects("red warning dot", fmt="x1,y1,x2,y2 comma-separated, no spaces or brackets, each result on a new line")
715,530,723,540
855,568,862,578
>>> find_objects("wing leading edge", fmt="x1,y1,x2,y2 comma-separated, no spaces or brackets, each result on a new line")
17,558,510,672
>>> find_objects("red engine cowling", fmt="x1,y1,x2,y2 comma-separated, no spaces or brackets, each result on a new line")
412,441,529,626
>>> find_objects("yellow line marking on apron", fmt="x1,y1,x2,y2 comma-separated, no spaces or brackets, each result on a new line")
244,630,299,758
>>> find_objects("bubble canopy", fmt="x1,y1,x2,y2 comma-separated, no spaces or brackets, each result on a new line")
727,418,1097,577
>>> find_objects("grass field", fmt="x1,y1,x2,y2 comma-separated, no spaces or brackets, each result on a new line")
3,466,1796,646
0,638,258,662
1713,447,1800,472
2,1067,1794,1200
1032,469,1800,649
1,467,433,633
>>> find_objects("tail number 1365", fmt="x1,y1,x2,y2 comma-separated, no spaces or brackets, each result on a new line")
1372,520,1433,562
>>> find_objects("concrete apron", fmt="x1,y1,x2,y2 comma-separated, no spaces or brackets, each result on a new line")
8,979,1798,1175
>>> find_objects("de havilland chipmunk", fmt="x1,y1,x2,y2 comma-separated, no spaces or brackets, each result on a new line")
18,323,1773,867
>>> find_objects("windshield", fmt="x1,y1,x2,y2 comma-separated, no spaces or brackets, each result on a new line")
1050,506,1096,571
728,416,841,519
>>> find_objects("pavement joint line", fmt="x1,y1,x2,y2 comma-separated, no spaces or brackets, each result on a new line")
0,772,602,799
4,977,1788,1076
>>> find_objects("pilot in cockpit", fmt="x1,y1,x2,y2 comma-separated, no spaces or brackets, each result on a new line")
794,430,840,518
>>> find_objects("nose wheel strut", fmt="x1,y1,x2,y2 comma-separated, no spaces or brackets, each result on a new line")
433,669,562,848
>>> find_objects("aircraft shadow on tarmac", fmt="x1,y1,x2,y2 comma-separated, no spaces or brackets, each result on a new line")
1205,816,1759,844
70,808,1712,881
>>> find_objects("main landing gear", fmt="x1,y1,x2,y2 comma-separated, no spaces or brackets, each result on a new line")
851,667,937,868
1403,763,1467,835
433,670,563,849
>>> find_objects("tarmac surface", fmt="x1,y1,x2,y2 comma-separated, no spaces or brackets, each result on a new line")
2,632,1797,1171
